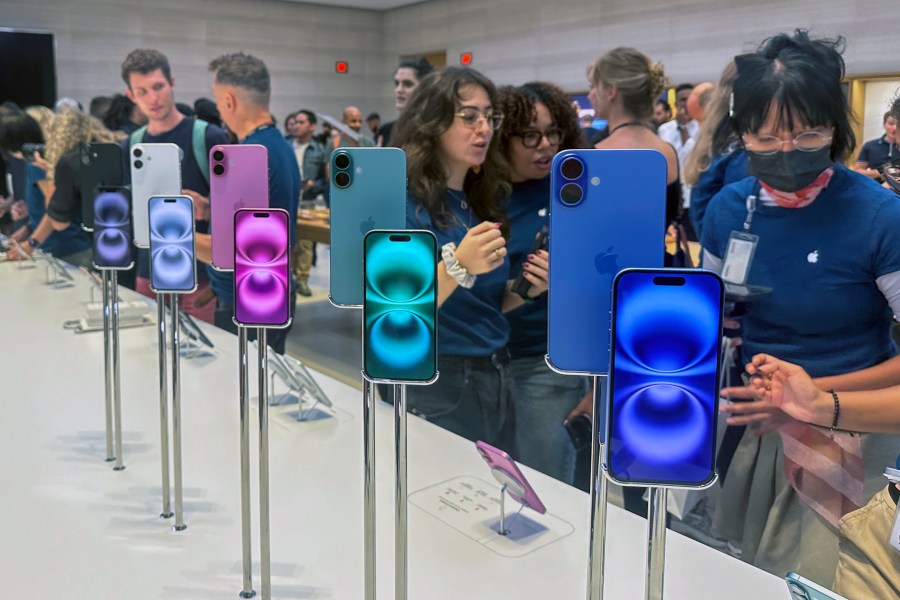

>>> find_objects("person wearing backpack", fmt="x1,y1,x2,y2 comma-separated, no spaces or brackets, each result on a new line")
121,48,229,323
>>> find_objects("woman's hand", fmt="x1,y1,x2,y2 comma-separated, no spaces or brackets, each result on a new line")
454,221,506,275
565,388,594,425
521,249,549,297
720,353,833,431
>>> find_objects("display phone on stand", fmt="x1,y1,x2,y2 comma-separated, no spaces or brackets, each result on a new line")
546,149,667,375
80,143,124,232
130,143,182,248
329,147,407,307
475,441,546,514
233,208,291,327
785,572,850,600
209,144,269,270
148,195,196,294
604,269,723,488
92,187,134,270
885,465,900,553
362,230,437,382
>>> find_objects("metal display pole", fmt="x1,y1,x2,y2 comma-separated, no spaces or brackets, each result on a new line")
645,487,669,600
111,270,125,471
498,484,510,536
363,378,376,600
238,327,256,598
102,271,115,462
170,295,186,531
157,294,173,518
587,376,609,600
258,329,272,600
394,383,408,600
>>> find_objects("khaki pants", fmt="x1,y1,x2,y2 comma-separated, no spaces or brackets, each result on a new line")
291,239,313,282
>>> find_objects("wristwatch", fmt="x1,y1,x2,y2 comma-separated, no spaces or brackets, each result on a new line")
27,237,41,249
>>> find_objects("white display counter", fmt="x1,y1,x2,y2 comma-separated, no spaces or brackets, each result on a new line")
0,260,790,599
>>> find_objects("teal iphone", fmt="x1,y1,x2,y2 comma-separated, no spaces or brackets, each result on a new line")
329,148,407,307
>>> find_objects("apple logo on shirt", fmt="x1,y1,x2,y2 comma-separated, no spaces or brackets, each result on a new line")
807,250,819,264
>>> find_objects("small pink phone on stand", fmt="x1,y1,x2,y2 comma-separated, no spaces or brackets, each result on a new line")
475,441,546,514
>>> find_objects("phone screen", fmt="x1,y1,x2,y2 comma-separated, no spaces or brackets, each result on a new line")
607,269,723,486
149,196,196,293
92,188,133,270
363,230,437,382
234,209,290,327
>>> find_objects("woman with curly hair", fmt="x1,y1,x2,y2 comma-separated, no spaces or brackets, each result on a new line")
494,81,587,483
7,109,123,268
392,67,549,450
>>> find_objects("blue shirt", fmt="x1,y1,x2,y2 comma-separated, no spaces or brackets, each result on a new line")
207,124,301,304
407,191,510,357
503,177,550,357
701,165,900,377
689,147,748,239
125,117,229,278
25,162,91,259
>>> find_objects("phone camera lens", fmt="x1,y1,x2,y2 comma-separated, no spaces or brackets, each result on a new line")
560,183,584,205
560,156,584,180
133,148,143,158
134,160,144,169
212,149,225,162
334,153,351,170
213,163,225,176
334,171,351,188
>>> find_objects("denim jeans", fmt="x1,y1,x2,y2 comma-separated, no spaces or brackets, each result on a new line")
509,354,587,485
406,350,516,452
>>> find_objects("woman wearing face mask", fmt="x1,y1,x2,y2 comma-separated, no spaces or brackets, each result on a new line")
393,67,549,450
495,82,586,484
701,30,900,586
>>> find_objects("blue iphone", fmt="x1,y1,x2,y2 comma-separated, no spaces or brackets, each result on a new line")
148,195,196,294
785,572,849,600
546,149,667,374
363,230,437,382
605,269,723,487
329,148,407,307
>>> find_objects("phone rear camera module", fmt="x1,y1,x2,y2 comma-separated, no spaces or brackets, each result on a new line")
133,148,143,158
213,163,225,176
560,156,584,180
212,149,225,162
334,153,351,170
334,171,351,188
134,160,144,170
560,183,583,205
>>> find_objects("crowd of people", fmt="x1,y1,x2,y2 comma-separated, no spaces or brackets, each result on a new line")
3,27,900,598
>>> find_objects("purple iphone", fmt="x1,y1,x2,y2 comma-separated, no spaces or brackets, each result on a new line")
475,441,547,514
234,208,290,327
210,144,269,271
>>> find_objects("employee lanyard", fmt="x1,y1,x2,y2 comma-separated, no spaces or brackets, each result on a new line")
240,123,274,143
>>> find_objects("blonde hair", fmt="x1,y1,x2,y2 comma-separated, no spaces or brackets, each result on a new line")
25,105,55,139
683,61,738,186
43,110,124,180
587,47,667,119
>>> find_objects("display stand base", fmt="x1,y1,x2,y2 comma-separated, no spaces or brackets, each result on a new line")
409,475,575,558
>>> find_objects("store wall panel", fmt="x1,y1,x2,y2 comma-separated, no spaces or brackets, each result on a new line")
0,0,388,124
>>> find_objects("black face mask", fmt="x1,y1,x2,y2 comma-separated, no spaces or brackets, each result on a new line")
746,147,833,192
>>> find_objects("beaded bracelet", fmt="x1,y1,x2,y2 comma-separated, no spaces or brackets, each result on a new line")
828,389,840,430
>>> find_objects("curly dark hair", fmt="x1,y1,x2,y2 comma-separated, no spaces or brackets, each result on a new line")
392,66,510,237
496,81,586,159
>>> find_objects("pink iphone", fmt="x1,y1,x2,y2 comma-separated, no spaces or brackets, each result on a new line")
209,144,268,270
475,441,546,514
234,208,290,327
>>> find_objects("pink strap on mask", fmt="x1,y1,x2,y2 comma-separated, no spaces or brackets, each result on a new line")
759,167,835,208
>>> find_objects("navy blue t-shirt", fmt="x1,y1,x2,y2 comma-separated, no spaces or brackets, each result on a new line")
124,116,229,278
689,147,748,239
206,125,301,305
702,165,900,377
407,190,510,357
503,177,550,357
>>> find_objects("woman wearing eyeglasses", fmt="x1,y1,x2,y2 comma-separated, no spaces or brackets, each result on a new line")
493,82,587,484
392,67,549,450
701,30,900,587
